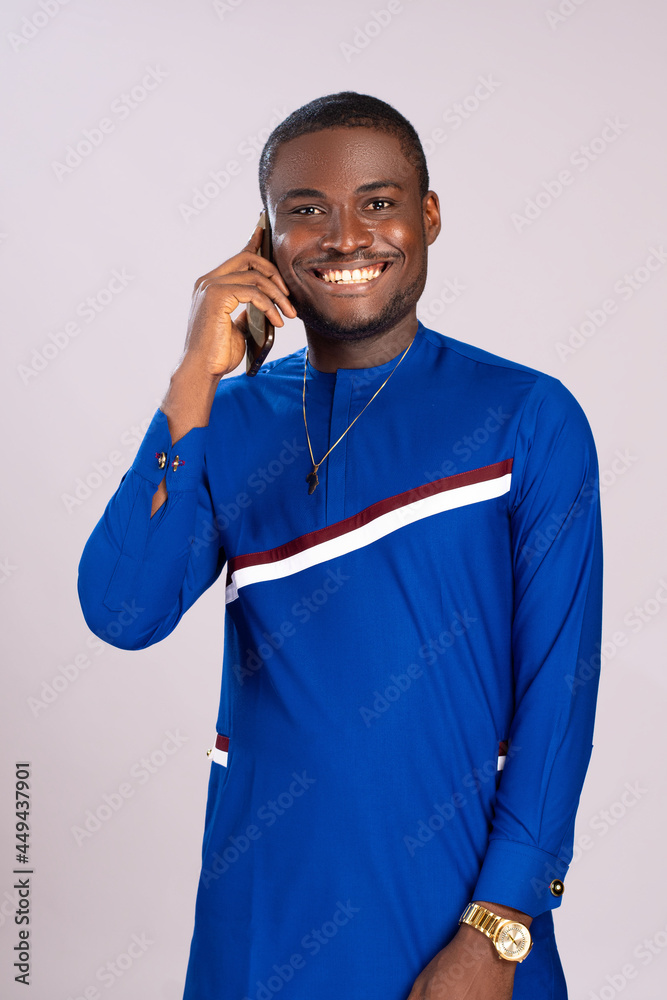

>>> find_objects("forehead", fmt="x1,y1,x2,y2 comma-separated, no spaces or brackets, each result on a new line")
267,126,420,203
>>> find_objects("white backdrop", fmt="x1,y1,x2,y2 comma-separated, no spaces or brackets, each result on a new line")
2,1,666,997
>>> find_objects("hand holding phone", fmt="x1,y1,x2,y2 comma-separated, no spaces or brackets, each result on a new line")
176,217,294,393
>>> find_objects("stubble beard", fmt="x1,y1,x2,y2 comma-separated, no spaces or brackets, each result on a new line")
291,253,428,344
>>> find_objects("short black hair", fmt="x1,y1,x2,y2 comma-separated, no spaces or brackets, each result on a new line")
258,91,429,206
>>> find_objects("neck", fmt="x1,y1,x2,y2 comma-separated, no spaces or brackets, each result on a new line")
305,313,419,372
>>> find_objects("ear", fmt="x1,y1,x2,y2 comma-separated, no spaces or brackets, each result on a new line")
422,190,441,246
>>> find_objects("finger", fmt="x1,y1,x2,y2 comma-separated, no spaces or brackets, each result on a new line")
215,283,288,328
200,270,297,318
244,253,292,299
236,252,292,298
195,250,291,299
237,268,297,316
245,223,264,254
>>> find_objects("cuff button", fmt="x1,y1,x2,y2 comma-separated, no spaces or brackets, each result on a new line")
156,451,167,470
549,879,565,897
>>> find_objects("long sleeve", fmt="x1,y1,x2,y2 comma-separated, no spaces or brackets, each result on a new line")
77,407,225,650
472,375,603,918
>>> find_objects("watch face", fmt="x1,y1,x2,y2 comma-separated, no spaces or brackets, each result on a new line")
496,922,532,961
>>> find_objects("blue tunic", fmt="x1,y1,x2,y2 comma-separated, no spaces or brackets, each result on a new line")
78,322,603,999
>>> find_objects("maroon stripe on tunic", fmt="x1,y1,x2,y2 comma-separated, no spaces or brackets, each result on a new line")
225,458,513,585
215,734,230,751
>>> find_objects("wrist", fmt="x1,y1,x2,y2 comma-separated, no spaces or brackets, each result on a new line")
170,356,223,395
161,363,220,444
454,924,517,979
474,899,533,929
459,901,533,964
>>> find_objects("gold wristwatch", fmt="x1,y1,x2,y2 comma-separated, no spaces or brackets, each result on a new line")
459,902,533,962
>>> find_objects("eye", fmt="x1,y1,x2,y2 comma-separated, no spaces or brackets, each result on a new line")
292,206,323,215
367,199,393,210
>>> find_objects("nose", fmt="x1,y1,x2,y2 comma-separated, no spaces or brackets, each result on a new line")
318,206,373,256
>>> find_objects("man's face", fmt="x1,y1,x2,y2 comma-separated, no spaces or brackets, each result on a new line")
266,127,440,342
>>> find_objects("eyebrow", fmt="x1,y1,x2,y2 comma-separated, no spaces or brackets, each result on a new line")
277,187,326,204
277,180,404,204
355,180,404,194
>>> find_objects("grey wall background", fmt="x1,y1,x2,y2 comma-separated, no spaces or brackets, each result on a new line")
2,0,665,997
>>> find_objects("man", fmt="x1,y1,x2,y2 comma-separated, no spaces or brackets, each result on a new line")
78,92,603,999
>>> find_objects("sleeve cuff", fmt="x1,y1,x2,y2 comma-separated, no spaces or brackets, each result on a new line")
131,408,208,491
472,839,569,918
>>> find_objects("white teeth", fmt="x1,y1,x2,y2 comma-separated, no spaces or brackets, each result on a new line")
317,264,385,283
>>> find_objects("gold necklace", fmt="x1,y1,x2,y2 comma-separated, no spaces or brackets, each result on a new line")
302,336,414,495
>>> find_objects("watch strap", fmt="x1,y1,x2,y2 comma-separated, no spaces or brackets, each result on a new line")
459,902,505,940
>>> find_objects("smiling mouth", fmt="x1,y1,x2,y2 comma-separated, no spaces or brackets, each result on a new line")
312,262,389,284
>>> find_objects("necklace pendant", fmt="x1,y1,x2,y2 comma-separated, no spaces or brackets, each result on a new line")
306,469,319,495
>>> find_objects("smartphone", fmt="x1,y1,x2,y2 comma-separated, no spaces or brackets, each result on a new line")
245,211,275,376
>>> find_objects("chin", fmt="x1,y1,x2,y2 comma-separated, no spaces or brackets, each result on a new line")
296,283,424,343
300,313,398,343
